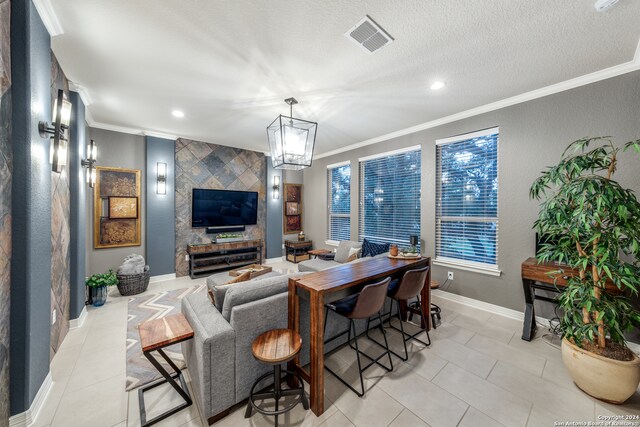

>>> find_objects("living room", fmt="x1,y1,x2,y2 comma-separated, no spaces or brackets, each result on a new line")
2,1,640,426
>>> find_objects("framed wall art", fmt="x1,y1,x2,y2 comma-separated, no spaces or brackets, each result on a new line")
94,166,141,248
283,183,303,233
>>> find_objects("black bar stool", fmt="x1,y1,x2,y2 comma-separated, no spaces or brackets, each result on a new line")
245,329,308,426
368,266,431,361
323,277,394,397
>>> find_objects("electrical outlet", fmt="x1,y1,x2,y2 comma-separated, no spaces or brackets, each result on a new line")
185,254,189,261
52,309,57,325
447,271,454,280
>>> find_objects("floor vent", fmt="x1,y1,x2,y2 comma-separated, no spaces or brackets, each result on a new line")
345,15,394,54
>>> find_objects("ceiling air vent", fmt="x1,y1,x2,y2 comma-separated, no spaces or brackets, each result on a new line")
345,15,394,54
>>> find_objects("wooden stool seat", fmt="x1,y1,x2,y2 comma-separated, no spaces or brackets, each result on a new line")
430,280,439,289
252,329,302,365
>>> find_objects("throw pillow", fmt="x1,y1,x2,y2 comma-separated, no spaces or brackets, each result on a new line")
361,238,390,257
211,271,252,311
346,247,360,262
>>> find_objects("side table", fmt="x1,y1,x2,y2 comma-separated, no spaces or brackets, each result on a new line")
308,249,332,259
138,313,194,427
285,240,313,263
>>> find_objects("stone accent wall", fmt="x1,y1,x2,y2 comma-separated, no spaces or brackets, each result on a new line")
0,0,11,424
175,139,266,277
50,54,70,359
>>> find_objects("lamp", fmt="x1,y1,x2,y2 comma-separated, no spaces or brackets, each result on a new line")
81,139,98,188
40,89,72,173
272,175,281,199
157,162,167,195
267,97,317,170
410,235,419,247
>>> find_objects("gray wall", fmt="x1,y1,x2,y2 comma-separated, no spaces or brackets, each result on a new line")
145,136,175,276
303,70,640,313
9,0,53,414
86,128,146,275
265,157,283,258
68,91,87,319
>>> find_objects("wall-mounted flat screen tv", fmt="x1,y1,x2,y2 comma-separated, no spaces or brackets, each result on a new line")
192,188,258,227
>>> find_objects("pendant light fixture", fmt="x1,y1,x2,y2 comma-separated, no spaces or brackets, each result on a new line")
267,97,317,170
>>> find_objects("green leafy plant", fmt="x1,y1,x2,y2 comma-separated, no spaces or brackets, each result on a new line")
530,137,640,359
85,270,119,288
216,233,243,239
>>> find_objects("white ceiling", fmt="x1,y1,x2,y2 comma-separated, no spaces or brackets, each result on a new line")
49,0,640,155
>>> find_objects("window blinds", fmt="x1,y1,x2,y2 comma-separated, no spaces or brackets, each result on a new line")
358,147,421,247
435,128,499,268
327,163,351,241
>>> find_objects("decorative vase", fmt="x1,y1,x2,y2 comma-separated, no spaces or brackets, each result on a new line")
298,231,305,241
92,285,108,307
561,337,640,404
390,244,399,257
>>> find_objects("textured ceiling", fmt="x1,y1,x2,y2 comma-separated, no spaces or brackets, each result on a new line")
50,0,640,155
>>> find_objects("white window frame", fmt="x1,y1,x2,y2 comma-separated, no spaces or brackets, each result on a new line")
435,127,501,276
326,161,351,246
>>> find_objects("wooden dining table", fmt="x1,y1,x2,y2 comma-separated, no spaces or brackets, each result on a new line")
287,256,431,416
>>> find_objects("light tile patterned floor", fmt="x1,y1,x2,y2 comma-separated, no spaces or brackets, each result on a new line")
32,261,640,427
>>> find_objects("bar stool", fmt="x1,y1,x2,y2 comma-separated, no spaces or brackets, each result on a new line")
245,329,308,425
323,277,394,397
368,266,431,361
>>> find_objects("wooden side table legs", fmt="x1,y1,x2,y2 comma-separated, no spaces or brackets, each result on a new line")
138,348,193,427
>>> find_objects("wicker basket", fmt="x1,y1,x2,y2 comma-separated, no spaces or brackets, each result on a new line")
116,267,150,296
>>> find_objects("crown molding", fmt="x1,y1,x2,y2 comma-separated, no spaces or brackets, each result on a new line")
143,130,178,140
32,0,63,37
315,39,640,160
69,82,92,106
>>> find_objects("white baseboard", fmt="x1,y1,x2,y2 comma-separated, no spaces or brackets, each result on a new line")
69,306,87,329
432,289,640,354
264,257,284,264
149,273,176,283
9,373,52,427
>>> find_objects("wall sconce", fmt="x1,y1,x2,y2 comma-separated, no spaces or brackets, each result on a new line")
157,162,167,195
40,89,72,173
272,175,280,199
81,139,97,188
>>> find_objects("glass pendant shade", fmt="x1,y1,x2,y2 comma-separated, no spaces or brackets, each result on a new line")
267,115,317,170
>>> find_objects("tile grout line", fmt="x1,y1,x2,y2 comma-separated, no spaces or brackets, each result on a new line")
454,405,470,427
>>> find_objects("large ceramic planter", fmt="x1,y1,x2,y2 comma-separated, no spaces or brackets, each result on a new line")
561,338,640,404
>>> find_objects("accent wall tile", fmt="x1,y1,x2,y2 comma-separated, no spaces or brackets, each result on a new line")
201,152,226,176
185,140,213,161
215,146,239,164
175,146,199,172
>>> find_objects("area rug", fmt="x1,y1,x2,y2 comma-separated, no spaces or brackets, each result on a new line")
126,284,205,391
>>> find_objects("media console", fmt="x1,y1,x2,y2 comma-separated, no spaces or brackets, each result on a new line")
187,239,264,279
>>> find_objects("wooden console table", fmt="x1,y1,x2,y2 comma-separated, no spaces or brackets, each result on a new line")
288,256,431,416
187,240,263,279
521,257,618,341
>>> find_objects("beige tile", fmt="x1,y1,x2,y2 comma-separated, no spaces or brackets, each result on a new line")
178,418,204,427
51,375,127,427
451,314,515,344
465,334,547,377
527,406,561,426
324,373,404,427
507,334,562,361
541,357,576,391
429,322,475,345
65,343,126,391
458,407,504,427
593,391,640,417
434,299,493,321
429,338,497,378
388,409,431,427
378,364,468,427
403,351,448,381
127,379,200,427
50,343,82,381
31,376,70,427
432,363,531,426
487,361,594,421
112,422,126,427
58,326,91,350
318,410,355,427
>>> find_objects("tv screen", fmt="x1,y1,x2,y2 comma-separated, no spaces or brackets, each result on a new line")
192,188,258,227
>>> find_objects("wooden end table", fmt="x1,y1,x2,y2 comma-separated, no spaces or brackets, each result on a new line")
138,313,194,427
285,240,313,263
308,249,332,259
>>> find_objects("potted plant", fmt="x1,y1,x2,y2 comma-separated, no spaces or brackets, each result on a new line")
530,136,640,403
85,270,119,307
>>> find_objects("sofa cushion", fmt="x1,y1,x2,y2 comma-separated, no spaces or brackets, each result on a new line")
298,259,340,272
221,272,309,321
334,240,362,263
361,239,390,257
209,271,282,312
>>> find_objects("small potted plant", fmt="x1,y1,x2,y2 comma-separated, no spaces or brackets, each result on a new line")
530,136,640,403
85,270,119,307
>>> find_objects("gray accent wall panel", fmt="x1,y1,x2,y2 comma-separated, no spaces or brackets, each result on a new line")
265,157,283,259
303,70,640,314
146,136,175,276
9,0,53,414
86,128,146,275
69,91,86,319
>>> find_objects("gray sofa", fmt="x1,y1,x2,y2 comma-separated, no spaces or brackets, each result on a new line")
181,269,394,424
298,240,363,272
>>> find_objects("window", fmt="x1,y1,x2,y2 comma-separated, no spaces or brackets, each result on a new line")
359,146,421,247
327,162,351,242
436,127,499,271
